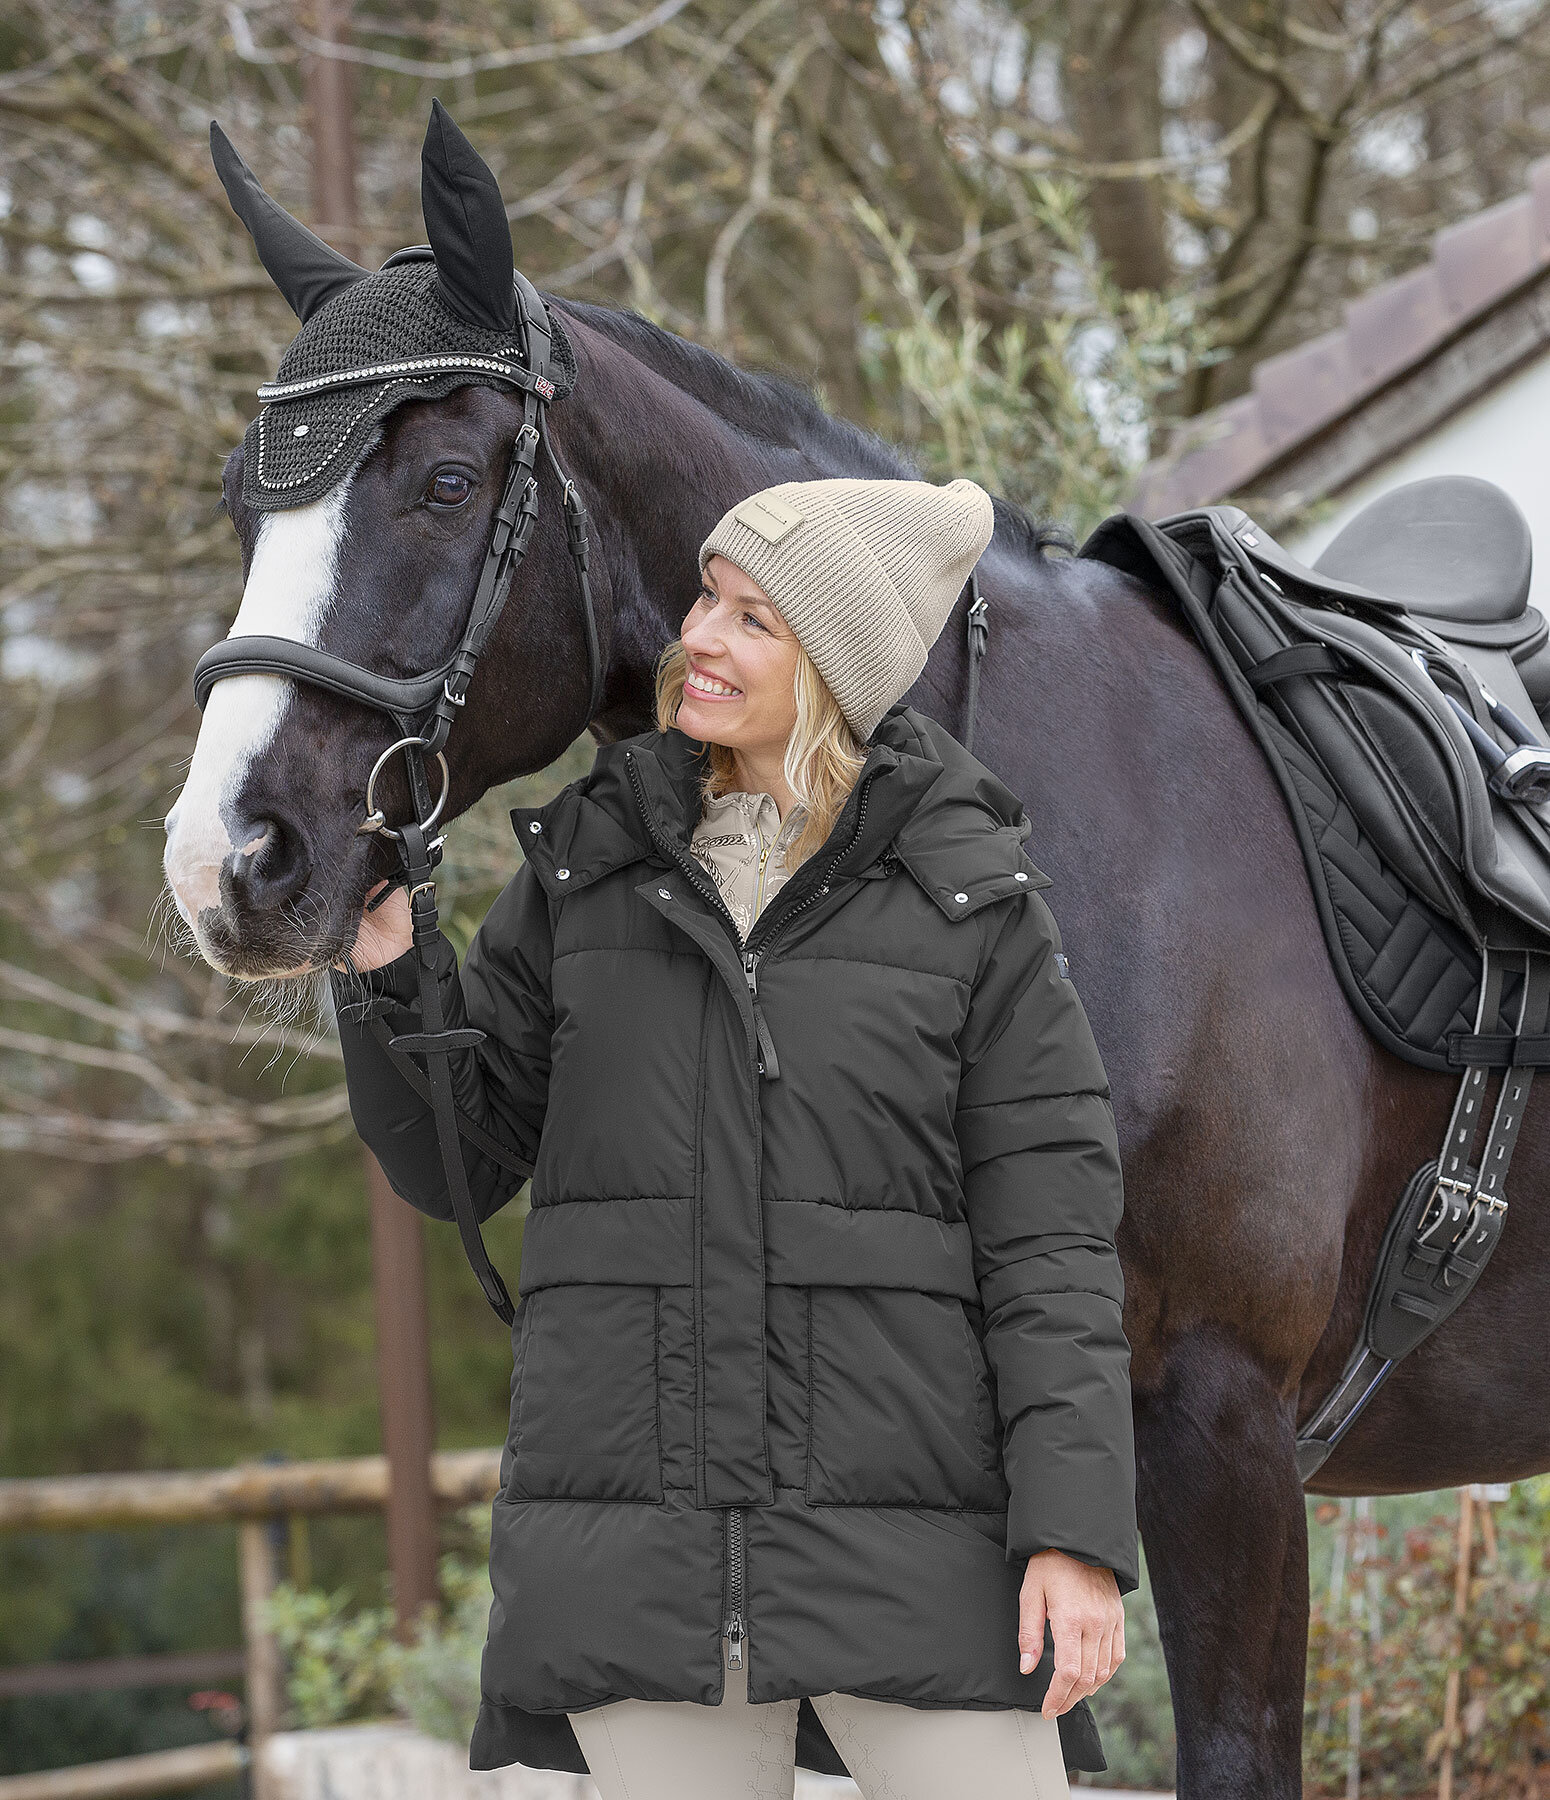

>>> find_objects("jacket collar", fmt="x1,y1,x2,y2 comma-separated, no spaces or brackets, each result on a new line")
510,703,1051,920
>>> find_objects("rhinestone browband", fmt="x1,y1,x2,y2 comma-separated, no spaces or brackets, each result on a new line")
256,354,555,403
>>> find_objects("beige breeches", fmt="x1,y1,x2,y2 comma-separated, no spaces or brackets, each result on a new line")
568,1638,1071,1800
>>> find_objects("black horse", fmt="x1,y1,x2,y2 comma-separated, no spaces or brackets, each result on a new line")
162,120,1550,1800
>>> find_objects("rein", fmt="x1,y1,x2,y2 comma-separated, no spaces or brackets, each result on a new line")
190,269,993,1326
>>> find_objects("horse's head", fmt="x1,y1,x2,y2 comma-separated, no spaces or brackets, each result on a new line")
163,104,607,980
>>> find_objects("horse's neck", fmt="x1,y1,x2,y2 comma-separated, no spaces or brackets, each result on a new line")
559,321,921,740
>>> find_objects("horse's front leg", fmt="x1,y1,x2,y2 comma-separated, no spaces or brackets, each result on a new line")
1133,1328,1311,1800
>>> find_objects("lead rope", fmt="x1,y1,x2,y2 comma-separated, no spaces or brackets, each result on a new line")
367,415,600,1327
358,293,603,1327
390,818,517,1323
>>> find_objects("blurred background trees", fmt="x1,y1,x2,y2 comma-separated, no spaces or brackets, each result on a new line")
4,0,1550,1779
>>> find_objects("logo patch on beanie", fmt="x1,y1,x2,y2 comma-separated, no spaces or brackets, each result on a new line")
733,493,804,544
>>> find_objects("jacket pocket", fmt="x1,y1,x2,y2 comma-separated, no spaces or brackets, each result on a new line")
960,1298,1003,1474
504,1282,664,1503
805,1286,1009,1510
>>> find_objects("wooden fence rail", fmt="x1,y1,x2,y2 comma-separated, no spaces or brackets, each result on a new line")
0,1449,502,1800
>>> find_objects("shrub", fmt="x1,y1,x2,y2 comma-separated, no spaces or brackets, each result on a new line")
1305,1482,1550,1798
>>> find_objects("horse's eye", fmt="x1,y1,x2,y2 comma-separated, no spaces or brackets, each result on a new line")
425,470,473,508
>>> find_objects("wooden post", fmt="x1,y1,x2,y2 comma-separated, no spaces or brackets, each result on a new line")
367,1151,440,1641
1347,1494,1374,1799
238,1518,282,1800
1437,1485,1476,1800
1476,1490,1497,1562
300,0,361,259
300,0,441,1645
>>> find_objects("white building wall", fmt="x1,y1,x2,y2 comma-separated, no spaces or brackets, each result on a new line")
1281,348,1550,612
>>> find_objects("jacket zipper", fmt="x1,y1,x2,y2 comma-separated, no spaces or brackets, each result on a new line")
624,750,886,1685
625,750,747,948
625,752,879,1081
724,1505,746,1668
624,752,777,1079
735,769,885,1078
739,764,882,966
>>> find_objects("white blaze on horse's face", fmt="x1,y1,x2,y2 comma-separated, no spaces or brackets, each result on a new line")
162,484,349,954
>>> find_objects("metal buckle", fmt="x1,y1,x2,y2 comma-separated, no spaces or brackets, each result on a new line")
1417,1172,1471,1242
357,735,451,841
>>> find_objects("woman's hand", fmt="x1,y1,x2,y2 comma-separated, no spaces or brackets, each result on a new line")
1019,1549,1125,1716
335,882,414,972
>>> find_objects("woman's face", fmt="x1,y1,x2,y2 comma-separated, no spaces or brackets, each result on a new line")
676,554,801,754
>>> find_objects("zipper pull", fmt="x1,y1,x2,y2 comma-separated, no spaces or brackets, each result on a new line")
743,952,780,1079
753,1004,781,1080
725,1610,746,1668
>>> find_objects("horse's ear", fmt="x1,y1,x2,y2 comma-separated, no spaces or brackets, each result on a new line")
420,99,515,333
210,121,367,322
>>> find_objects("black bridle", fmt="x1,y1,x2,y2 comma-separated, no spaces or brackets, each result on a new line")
189,270,992,1326
192,266,601,1325
194,265,604,853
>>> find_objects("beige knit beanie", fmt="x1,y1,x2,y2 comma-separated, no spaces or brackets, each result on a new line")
698,476,995,742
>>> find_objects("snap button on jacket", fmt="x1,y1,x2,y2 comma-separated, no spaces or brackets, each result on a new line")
333,702,1139,1781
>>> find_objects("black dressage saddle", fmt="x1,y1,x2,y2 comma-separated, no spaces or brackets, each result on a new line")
1082,475,1550,1480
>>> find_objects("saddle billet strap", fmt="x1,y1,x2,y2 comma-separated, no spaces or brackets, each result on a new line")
1294,943,1549,1482
1435,944,1509,1193
1458,949,1550,1212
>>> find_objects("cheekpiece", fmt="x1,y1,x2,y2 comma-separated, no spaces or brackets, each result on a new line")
243,256,578,512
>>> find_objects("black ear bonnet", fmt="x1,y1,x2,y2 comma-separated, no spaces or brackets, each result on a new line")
212,100,576,512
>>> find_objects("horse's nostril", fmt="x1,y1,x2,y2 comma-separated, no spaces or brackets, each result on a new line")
225,816,312,913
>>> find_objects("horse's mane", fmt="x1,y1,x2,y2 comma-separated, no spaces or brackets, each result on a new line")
551,297,1066,558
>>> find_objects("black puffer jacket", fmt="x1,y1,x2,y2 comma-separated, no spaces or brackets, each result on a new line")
333,702,1138,1779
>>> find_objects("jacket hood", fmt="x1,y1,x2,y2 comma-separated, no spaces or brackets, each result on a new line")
510,702,1052,921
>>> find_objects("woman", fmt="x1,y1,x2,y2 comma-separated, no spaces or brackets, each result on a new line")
333,475,1138,1800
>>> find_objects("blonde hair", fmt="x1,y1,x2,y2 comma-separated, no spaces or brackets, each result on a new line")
652,634,868,870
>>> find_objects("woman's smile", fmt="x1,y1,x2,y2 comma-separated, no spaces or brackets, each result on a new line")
685,662,744,700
